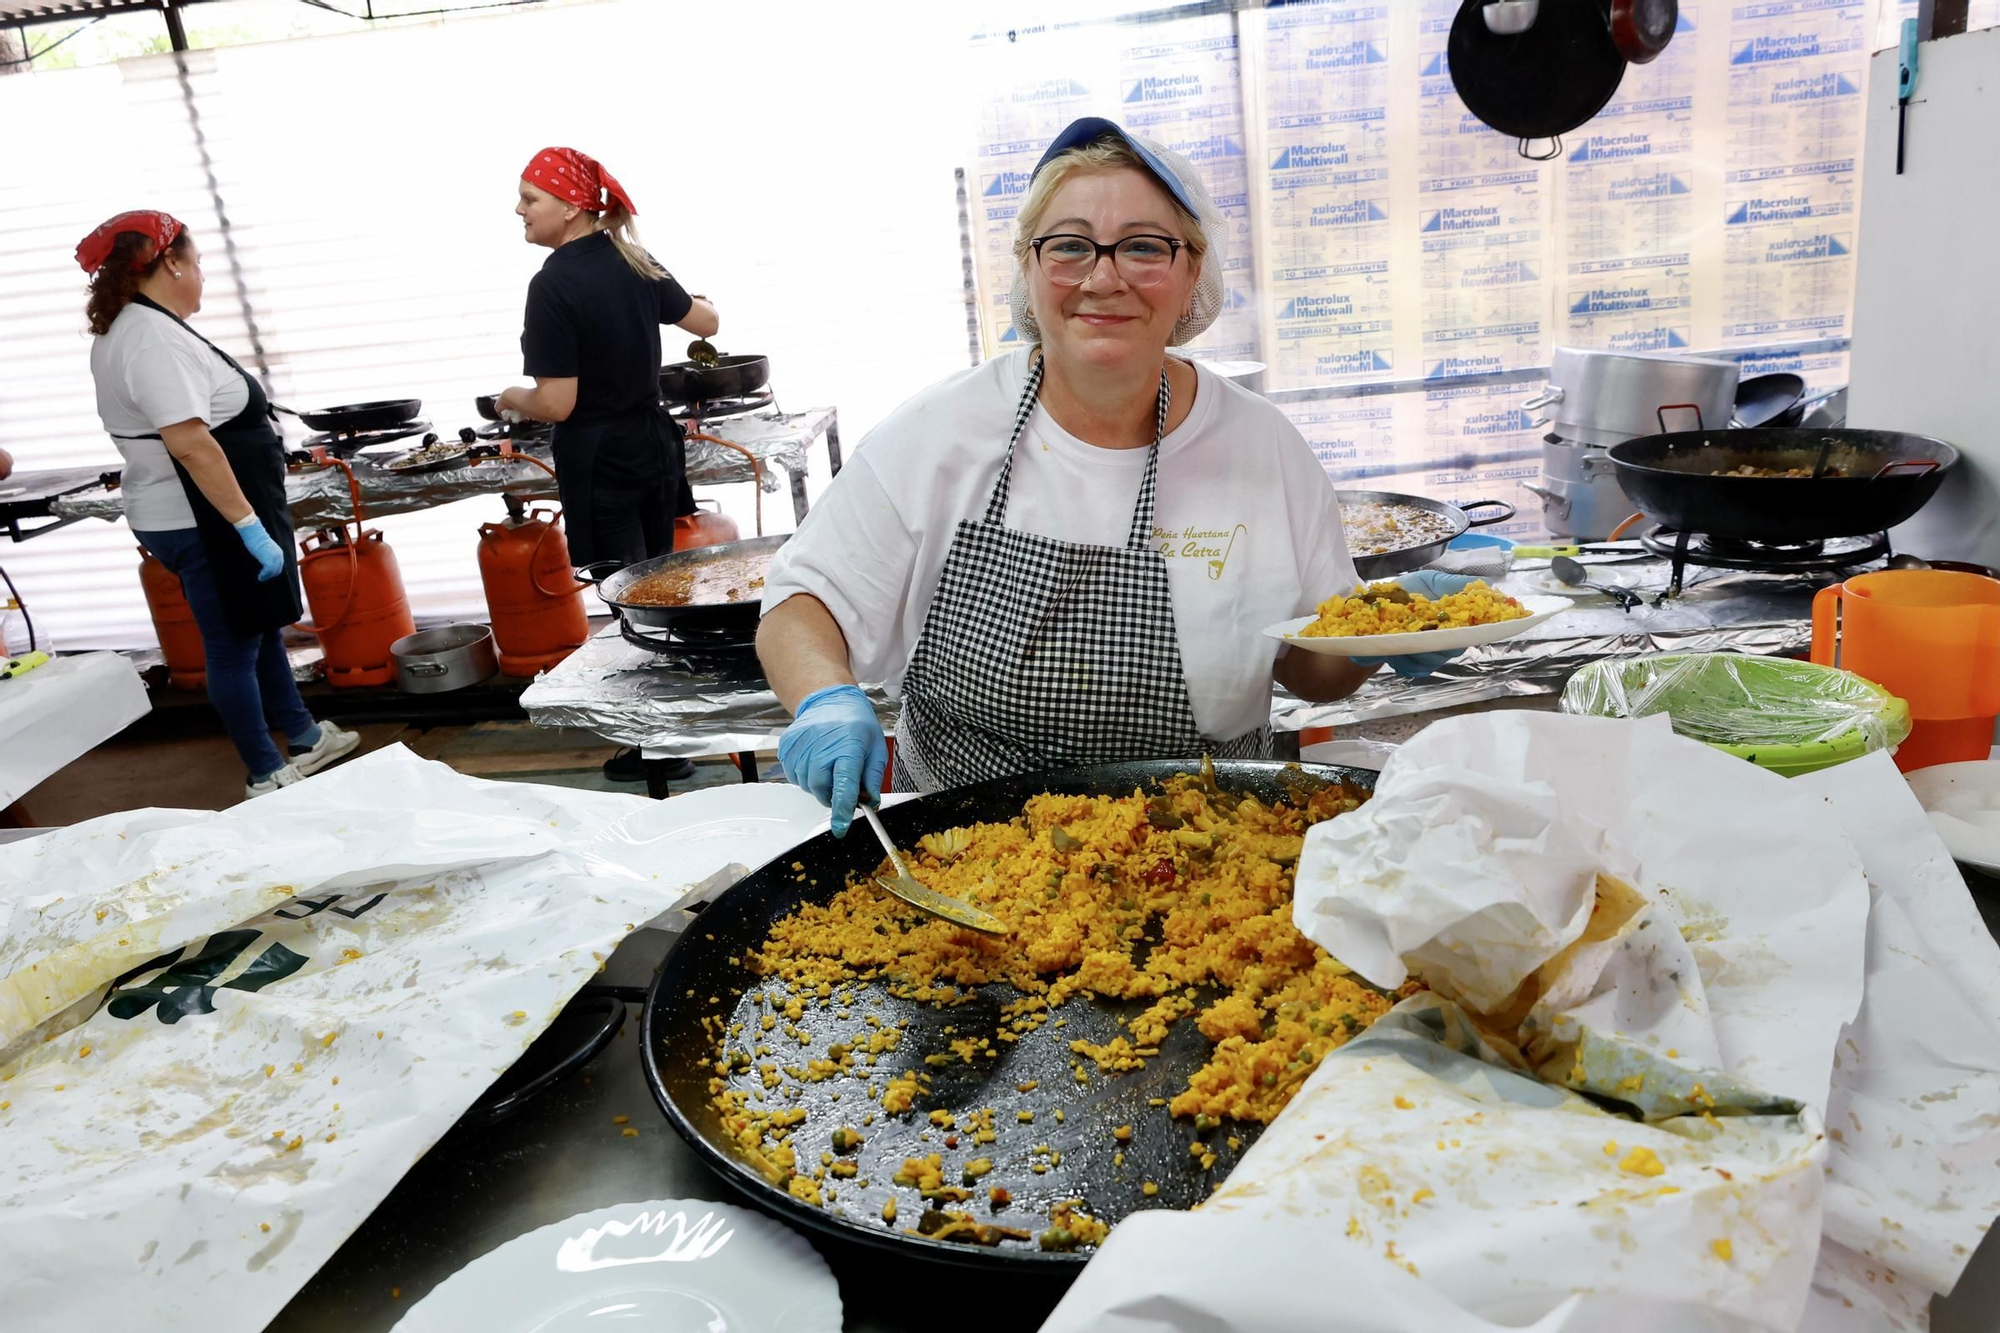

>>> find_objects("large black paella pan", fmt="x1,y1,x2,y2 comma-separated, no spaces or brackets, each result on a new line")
641,758,1379,1270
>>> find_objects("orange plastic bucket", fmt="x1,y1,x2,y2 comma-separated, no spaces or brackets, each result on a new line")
1811,569,2000,771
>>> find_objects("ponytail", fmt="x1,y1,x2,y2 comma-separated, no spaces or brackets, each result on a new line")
597,205,668,281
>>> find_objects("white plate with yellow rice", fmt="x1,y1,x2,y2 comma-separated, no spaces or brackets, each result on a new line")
1263,577,1570,658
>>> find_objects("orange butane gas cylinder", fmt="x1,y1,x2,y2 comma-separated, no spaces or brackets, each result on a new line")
299,527,416,688
673,499,741,552
478,499,588,676
137,545,206,691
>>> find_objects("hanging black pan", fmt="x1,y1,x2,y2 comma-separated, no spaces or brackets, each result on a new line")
639,758,1378,1270
1449,0,1627,150
1607,426,1956,542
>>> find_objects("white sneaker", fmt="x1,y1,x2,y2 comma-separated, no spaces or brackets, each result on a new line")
292,720,360,776
245,764,304,799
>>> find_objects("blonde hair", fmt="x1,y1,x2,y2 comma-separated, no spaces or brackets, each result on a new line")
596,204,668,280
1012,139,1208,270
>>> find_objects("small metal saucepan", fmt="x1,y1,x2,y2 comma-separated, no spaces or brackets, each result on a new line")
390,624,499,694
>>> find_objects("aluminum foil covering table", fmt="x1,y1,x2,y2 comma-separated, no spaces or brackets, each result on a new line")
48,408,834,528
520,620,896,758
525,559,1831,759
1272,561,1829,733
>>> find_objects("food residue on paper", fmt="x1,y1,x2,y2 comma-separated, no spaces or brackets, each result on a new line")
1618,1146,1666,1177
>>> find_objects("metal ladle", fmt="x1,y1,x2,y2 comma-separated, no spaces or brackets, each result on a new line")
1551,555,1641,612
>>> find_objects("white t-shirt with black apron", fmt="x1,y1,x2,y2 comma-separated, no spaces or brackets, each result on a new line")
102,295,302,635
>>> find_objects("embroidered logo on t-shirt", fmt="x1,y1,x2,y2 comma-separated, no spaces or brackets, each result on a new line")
1153,523,1247,580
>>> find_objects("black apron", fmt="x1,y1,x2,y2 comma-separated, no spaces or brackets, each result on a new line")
895,355,1271,793
115,295,303,635
551,401,688,567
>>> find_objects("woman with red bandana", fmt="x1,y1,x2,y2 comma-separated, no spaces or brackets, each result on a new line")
78,210,358,799
497,147,719,569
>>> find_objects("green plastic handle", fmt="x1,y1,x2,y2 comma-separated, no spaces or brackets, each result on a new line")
1511,545,1582,558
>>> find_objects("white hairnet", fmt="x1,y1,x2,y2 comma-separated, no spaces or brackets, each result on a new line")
1009,132,1227,348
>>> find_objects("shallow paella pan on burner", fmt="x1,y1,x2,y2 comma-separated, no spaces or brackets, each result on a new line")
641,758,1377,1270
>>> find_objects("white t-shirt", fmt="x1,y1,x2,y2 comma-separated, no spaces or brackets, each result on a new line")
89,301,251,532
762,349,1359,741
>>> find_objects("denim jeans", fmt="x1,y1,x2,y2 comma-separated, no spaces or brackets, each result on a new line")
136,526,316,781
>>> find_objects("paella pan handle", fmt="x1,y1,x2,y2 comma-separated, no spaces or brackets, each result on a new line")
572,560,624,587
1655,402,1706,434
1872,459,1942,481
1459,499,1516,528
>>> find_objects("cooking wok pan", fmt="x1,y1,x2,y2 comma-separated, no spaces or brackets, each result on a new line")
640,758,1378,1270
273,399,423,434
1339,489,1516,580
659,354,770,405
1606,427,1956,542
578,532,788,635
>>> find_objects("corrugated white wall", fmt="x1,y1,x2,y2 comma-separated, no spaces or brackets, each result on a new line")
0,0,974,648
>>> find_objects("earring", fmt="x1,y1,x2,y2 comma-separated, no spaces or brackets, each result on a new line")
171,270,183,278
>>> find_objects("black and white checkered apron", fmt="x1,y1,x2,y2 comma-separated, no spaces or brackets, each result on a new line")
895,356,1272,792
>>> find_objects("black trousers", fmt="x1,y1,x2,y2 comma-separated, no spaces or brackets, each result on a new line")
587,478,677,566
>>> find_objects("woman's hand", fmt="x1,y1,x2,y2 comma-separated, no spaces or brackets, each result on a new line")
231,513,288,581
777,685,887,837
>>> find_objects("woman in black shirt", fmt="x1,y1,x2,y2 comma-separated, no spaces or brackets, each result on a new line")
499,146,719,567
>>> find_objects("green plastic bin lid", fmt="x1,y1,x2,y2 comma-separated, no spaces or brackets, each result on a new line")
1560,652,1912,775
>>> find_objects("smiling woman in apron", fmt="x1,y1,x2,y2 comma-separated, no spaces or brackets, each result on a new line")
758,119,1472,834
79,211,358,799
497,146,719,569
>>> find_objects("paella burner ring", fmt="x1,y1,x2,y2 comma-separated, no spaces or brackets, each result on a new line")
616,612,761,674
1641,528,1892,599
667,388,776,425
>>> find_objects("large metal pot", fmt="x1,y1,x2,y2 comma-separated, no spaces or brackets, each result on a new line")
1521,438,1636,540
1525,347,1739,447
390,624,499,694
1338,489,1516,580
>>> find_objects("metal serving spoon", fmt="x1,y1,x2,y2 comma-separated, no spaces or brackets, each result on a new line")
1551,555,1641,612
857,803,1008,935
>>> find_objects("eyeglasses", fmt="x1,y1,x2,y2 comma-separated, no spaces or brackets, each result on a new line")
1030,233,1186,288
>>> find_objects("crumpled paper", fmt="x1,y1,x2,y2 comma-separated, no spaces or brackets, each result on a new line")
0,746,763,1333
1043,713,1998,1332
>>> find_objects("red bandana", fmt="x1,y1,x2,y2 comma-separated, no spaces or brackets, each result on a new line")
521,146,637,216
75,210,184,275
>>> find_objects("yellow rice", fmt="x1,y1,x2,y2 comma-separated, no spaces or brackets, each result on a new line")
1298,578,1528,638
708,771,1397,1244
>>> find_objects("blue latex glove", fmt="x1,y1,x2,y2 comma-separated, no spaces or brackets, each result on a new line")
1351,570,1480,678
777,684,888,838
1353,648,1461,678
232,512,286,582
1395,570,1482,599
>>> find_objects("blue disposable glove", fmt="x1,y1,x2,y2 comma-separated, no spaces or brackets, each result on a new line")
232,512,286,582
1353,648,1462,678
777,684,888,838
1351,570,1479,678
1395,569,1482,599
